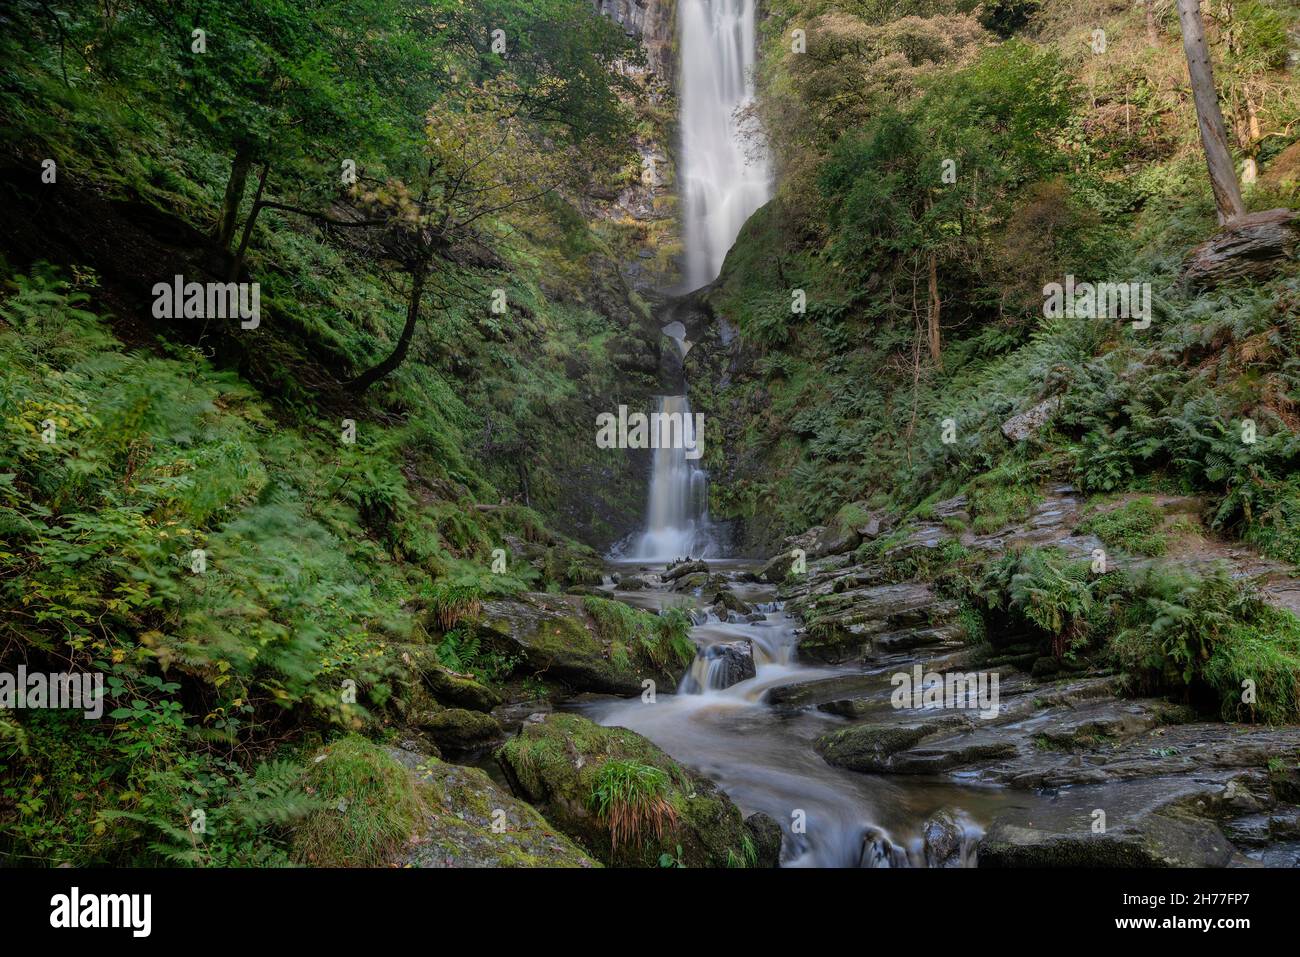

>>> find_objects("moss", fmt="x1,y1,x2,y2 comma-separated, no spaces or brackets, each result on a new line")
292,735,423,867
966,466,1042,536
496,713,754,867
816,723,935,770
418,708,503,750
1078,496,1168,557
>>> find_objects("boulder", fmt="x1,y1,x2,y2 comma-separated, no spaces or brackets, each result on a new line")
496,713,764,867
1000,396,1062,443
811,508,866,558
704,639,756,689
476,593,686,695
816,717,970,772
759,550,801,583
670,571,711,592
711,587,752,616
387,748,596,868
744,812,784,867
922,810,966,868
416,708,504,752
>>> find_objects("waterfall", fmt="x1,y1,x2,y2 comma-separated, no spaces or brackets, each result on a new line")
633,395,714,559
626,1,769,560
677,0,771,289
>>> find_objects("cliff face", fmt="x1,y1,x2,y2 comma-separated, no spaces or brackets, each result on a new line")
591,0,682,296
596,0,675,82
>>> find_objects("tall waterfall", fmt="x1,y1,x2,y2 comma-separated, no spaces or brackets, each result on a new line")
627,1,769,560
633,395,714,559
677,0,771,289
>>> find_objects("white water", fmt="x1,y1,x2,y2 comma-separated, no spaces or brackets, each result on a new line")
632,395,714,560
585,571,1004,866
677,0,772,289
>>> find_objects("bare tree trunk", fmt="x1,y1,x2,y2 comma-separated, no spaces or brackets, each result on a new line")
217,146,251,251
1176,0,1246,224
347,256,428,393
926,252,941,365
228,164,270,281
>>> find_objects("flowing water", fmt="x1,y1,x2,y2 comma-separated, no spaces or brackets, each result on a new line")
583,565,1040,866
586,2,1046,866
677,0,772,289
631,395,714,561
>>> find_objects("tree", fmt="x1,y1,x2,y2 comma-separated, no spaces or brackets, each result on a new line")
1176,0,1246,223
342,80,575,393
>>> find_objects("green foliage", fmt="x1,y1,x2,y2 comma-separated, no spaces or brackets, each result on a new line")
583,597,696,672
1109,568,1300,724
1078,497,1169,557
433,628,519,685
978,0,1042,38
587,759,677,850
978,547,1102,657
291,736,423,867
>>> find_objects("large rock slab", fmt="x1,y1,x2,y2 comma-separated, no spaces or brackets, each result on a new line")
496,712,777,867
476,593,687,695
387,748,597,868
979,775,1243,867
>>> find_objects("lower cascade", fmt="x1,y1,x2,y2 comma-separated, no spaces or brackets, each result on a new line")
632,395,715,560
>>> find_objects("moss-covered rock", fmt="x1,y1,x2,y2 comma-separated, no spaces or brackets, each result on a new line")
476,593,691,695
759,551,798,584
496,713,760,867
387,748,596,868
396,643,503,712
416,708,504,752
292,736,425,867
816,716,970,772
744,812,784,867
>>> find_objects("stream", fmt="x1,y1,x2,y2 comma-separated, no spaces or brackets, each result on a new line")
576,0,1047,868
579,563,1041,866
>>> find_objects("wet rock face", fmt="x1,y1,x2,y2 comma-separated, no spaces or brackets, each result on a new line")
706,639,756,689
922,811,967,868
978,775,1245,868
744,812,784,867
